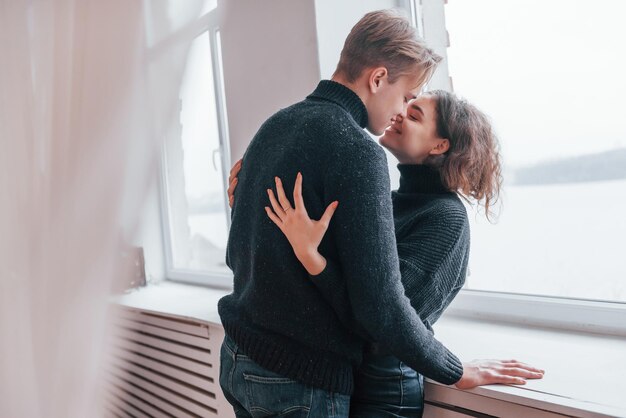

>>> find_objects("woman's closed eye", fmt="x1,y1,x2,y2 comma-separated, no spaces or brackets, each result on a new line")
408,102,425,122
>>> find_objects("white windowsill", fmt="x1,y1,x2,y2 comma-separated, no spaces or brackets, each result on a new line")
111,280,626,417
111,280,228,325
426,315,626,417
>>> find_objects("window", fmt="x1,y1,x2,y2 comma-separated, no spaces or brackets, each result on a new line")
155,3,232,287
416,0,626,331
316,0,625,331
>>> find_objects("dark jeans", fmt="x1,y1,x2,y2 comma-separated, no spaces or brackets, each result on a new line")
219,335,351,417
351,353,424,418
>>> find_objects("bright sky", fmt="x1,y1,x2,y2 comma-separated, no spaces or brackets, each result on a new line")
444,0,626,168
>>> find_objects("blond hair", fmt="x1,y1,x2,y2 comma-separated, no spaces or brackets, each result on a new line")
334,9,442,87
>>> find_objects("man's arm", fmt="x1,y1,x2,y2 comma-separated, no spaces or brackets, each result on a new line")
321,140,463,385
309,221,468,337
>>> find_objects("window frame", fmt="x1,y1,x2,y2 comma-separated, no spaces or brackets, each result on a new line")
413,0,626,335
155,2,626,335
157,8,233,289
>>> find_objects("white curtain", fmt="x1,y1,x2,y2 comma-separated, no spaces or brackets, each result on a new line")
0,1,207,416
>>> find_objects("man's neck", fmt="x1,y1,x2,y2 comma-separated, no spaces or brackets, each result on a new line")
331,73,369,108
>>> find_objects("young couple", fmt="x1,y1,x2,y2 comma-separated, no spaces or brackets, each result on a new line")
218,9,544,418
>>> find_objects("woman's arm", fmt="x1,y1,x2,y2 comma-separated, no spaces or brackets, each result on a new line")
266,171,544,388
263,171,463,328
227,161,545,388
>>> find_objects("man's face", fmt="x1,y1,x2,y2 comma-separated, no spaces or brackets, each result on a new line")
366,73,423,136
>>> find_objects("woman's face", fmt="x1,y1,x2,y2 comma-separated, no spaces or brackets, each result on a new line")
379,94,448,164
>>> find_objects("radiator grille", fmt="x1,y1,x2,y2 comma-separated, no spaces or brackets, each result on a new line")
105,307,233,418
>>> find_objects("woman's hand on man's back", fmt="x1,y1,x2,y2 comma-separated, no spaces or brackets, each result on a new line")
227,158,242,208
265,173,338,276
227,159,338,276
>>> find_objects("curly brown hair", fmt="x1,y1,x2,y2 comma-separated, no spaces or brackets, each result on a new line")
425,90,503,220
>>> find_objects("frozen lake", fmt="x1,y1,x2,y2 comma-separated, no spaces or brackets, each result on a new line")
187,179,626,303
465,179,626,303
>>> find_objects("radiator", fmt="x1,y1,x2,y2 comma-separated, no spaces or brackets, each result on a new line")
105,307,234,418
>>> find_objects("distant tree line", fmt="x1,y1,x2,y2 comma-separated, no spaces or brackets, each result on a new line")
513,147,626,185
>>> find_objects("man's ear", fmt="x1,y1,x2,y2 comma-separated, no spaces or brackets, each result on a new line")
430,138,450,156
368,67,389,93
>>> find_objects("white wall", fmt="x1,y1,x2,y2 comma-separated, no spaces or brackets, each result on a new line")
314,0,400,79
220,0,321,164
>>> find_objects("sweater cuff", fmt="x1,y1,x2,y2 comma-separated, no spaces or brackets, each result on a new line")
440,350,464,385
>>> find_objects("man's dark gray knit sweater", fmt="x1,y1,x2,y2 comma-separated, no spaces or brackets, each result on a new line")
311,163,471,354
218,80,464,395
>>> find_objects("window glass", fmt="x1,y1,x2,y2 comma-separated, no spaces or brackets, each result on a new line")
444,0,626,302
166,31,229,275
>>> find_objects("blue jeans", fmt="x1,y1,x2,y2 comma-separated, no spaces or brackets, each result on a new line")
219,335,351,417
350,354,424,418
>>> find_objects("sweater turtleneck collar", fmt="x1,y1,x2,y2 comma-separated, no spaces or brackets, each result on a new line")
307,80,368,128
397,164,450,194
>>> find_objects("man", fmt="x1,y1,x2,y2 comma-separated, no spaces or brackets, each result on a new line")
219,10,459,416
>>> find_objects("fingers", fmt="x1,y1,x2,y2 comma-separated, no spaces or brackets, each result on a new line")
503,361,545,374
227,159,242,209
492,374,527,386
227,177,238,208
459,360,544,389
264,206,283,229
491,360,544,386
319,201,339,229
274,177,293,212
500,360,545,374
500,367,544,380
229,159,242,183
293,172,305,213
267,188,286,220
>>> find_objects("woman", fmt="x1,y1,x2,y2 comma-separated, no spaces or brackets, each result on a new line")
227,90,544,417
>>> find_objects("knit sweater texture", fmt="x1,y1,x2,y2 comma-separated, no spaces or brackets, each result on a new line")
311,164,470,356
218,80,464,395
